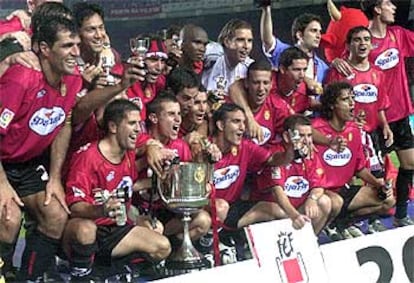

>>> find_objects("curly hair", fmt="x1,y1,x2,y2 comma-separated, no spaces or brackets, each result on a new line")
320,81,353,120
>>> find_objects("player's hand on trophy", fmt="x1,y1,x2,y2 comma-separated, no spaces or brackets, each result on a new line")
103,197,122,220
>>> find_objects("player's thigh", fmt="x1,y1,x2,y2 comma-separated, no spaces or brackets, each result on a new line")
396,148,414,169
347,186,380,211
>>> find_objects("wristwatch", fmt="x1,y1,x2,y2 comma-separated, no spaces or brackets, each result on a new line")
308,194,319,201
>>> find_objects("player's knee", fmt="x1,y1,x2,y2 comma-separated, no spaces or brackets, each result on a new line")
0,207,22,243
39,205,68,237
318,195,332,214
153,236,171,260
194,210,212,234
74,220,97,244
215,199,230,222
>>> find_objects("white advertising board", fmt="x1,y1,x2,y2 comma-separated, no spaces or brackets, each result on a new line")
320,225,414,283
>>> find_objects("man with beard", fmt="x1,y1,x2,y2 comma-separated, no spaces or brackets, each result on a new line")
176,24,208,75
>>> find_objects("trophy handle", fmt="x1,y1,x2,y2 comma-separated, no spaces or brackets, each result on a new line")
156,176,170,206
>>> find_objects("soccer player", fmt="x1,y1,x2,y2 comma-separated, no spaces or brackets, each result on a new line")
133,94,213,249
313,81,395,240
333,0,414,226
127,36,168,120
325,26,394,233
0,16,81,281
210,103,293,232
64,99,171,281
250,115,331,235
177,24,208,75
202,19,254,94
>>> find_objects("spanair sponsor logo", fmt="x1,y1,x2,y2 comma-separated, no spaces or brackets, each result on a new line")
252,126,271,145
29,107,65,136
275,231,309,283
284,176,309,198
353,84,378,103
213,165,240,189
323,147,352,167
0,108,15,129
374,48,399,70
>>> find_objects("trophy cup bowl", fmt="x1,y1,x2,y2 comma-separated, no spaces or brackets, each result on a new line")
157,162,211,275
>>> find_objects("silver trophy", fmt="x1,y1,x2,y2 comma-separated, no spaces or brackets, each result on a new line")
156,161,212,274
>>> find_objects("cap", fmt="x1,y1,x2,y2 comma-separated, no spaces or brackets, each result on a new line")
146,39,168,59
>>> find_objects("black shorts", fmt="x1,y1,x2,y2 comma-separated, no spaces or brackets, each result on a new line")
95,224,134,266
223,200,256,229
375,117,414,154
3,154,50,198
337,184,361,219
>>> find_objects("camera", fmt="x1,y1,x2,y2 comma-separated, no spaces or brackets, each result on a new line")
288,129,307,159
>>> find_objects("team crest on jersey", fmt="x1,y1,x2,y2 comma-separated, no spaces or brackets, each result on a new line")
252,126,271,145
29,107,66,136
0,108,14,129
213,165,240,189
106,170,115,182
72,186,86,198
36,89,47,98
284,176,309,198
323,148,352,167
231,146,238,156
353,84,378,103
375,48,399,70
271,166,281,180
264,110,270,121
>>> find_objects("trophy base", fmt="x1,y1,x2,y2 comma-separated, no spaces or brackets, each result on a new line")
164,257,211,276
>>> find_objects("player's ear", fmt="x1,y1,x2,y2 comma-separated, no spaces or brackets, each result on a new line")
148,113,158,125
282,130,290,144
216,120,224,132
108,121,117,134
39,41,51,57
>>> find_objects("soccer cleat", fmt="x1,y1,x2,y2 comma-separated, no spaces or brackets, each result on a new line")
219,242,238,265
393,216,414,227
367,219,388,234
324,226,344,241
346,225,364,237
340,227,354,240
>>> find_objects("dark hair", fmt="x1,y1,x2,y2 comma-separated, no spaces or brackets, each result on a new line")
31,2,73,36
361,0,382,20
320,81,353,120
163,25,181,39
279,46,308,68
73,2,105,28
34,16,77,48
145,93,179,128
247,59,272,78
283,114,311,132
346,26,372,45
212,103,245,136
102,99,140,134
291,13,321,42
166,68,200,94
217,19,253,45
